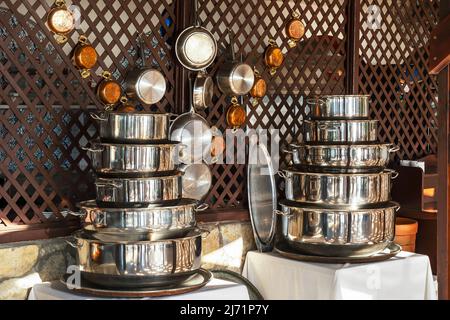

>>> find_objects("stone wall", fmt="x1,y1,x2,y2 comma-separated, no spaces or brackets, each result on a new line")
0,221,255,300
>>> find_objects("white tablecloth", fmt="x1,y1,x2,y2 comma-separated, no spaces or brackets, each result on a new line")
28,278,249,300
242,251,437,300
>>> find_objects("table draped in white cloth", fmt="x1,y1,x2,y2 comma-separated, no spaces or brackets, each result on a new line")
242,251,437,300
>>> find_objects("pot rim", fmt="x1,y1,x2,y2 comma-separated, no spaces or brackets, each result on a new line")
77,198,200,211
90,140,181,148
73,228,205,244
279,199,400,212
282,168,392,177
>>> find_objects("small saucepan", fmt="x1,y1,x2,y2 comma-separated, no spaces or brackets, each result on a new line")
125,34,166,105
46,0,75,44
217,29,254,96
73,35,97,78
96,71,122,108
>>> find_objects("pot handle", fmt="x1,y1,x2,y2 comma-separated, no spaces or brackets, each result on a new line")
319,124,340,131
289,143,302,148
384,169,399,179
198,228,211,238
90,112,108,121
388,145,400,153
306,98,326,105
94,181,123,188
277,170,289,179
61,209,86,218
81,145,104,153
282,149,293,154
274,209,292,217
65,239,83,249
195,203,209,211
395,205,401,212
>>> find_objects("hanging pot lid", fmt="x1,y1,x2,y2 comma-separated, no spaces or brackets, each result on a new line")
247,142,277,252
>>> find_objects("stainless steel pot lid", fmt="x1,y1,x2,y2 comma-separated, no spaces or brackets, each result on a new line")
247,142,277,252
180,163,212,200
229,63,255,95
136,69,166,104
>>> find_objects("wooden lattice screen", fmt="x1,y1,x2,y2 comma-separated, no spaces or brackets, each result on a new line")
0,0,440,242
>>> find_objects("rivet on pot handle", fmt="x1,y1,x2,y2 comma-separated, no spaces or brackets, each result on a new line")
65,239,83,249
389,145,400,153
90,112,108,121
274,209,292,217
195,203,209,211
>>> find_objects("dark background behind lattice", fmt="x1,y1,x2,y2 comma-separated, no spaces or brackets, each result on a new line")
0,0,440,242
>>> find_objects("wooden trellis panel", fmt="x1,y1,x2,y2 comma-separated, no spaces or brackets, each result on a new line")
357,0,440,160
0,0,177,241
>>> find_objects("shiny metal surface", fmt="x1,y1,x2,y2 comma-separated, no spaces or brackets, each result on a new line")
72,230,204,288
305,119,378,143
76,199,207,239
175,27,217,71
91,112,170,142
280,169,396,205
193,72,214,111
286,143,399,169
278,200,399,257
95,172,182,203
217,62,255,95
170,109,215,164
179,163,212,200
307,95,370,119
125,68,166,105
86,140,182,173
247,143,277,252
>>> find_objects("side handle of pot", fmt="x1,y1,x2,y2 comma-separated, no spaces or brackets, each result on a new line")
274,209,292,217
388,145,400,153
195,203,209,212
61,209,86,218
90,112,108,121
94,181,123,188
306,98,326,105
384,168,399,179
65,239,83,249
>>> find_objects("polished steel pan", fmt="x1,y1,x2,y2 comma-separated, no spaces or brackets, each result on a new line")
304,119,378,143
279,169,397,206
277,200,399,257
307,95,370,119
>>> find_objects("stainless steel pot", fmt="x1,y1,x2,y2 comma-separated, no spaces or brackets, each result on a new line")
125,34,166,105
277,200,399,257
71,199,208,241
69,229,206,288
279,169,398,206
175,0,217,71
179,163,212,200
285,143,400,170
84,140,184,174
304,119,378,143
90,111,170,142
216,29,254,96
95,172,182,204
307,95,370,119
193,71,214,111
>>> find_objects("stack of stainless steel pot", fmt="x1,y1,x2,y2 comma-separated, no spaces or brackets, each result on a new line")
279,95,400,257
67,111,209,288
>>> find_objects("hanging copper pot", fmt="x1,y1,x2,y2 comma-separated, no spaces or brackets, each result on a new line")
264,39,284,76
226,97,246,130
46,0,75,44
249,67,267,106
285,11,305,48
116,96,136,113
97,71,122,107
73,35,97,78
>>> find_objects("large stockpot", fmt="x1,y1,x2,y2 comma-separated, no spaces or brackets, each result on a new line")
69,229,205,288
95,172,182,204
277,200,399,257
304,119,378,143
279,169,398,206
307,95,370,119
71,199,208,241
90,111,170,142
285,143,400,171
84,140,184,174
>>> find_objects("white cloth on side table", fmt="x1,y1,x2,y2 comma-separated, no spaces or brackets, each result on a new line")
28,278,249,300
242,251,436,300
